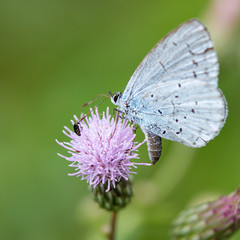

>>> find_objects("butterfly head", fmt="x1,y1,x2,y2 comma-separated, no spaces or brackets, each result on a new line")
110,92,122,106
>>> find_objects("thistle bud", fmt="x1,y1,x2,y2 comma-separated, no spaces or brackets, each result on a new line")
90,178,134,211
172,188,240,240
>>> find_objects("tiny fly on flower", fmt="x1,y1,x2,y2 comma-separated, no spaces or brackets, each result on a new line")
73,122,82,136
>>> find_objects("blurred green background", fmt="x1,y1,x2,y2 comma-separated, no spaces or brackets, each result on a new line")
1,0,240,239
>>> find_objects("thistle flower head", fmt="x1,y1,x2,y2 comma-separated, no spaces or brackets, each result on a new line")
172,187,240,240
57,107,149,192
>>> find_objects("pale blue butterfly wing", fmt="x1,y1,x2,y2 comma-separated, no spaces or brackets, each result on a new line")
121,19,219,102
112,19,227,164
131,79,226,147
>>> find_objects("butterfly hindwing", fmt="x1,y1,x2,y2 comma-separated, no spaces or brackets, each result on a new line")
133,79,227,147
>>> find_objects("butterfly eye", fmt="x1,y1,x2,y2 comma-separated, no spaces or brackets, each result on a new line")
113,95,119,103
112,92,122,103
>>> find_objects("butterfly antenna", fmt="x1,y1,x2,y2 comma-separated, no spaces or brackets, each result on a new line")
109,90,113,97
82,93,110,107
108,90,117,97
91,94,111,109
78,93,111,122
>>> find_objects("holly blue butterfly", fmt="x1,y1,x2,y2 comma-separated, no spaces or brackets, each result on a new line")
111,19,227,164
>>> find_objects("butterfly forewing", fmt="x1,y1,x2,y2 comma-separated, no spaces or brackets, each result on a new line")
121,19,219,103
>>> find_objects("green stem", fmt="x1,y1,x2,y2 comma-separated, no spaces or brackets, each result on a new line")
109,211,117,240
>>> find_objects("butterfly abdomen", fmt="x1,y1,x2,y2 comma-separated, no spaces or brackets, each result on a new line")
143,129,162,164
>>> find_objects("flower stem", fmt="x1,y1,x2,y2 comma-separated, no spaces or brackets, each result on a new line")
109,211,117,240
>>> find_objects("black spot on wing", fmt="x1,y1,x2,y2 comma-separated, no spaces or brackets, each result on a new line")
176,128,182,134
192,60,198,66
205,68,209,76
193,71,197,78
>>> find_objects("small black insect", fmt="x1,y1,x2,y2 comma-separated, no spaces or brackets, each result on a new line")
73,122,82,136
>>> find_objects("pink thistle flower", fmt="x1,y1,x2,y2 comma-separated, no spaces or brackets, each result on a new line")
56,107,150,192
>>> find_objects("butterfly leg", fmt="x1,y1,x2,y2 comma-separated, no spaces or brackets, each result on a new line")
132,124,139,134
113,108,125,119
